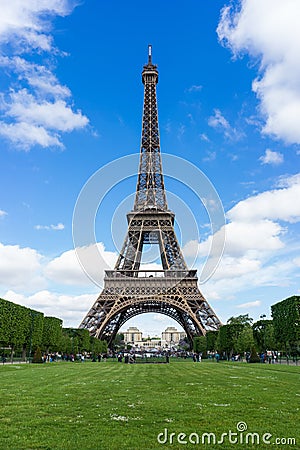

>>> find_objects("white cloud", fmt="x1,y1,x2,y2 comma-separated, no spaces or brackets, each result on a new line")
293,257,300,267
0,121,62,149
237,300,261,309
208,108,241,140
35,222,65,231
0,1,89,150
177,124,185,140
0,240,118,294
0,242,45,291
208,109,229,130
0,56,71,98
276,173,300,188
4,89,88,133
228,173,300,223
0,89,88,149
200,133,210,142
0,241,119,326
202,257,295,305
45,248,96,286
153,314,169,322
224,220,283,256
4,290,96,328
184,220,283,261
51,223,65,231
0,235,125,330
203,151,216,163
0,209,7,217
186,85,203,93
0,1,72,51
218,0,300,145
259,149,284,165
185,173,300,300
228,153,238,162
211,255,262,280
44,243,117,287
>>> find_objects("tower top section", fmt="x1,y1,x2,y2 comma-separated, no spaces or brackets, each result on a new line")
133,45,168,211
142,44,158,85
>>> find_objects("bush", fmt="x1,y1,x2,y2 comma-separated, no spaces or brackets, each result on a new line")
249,346,260,363
32,347,43,363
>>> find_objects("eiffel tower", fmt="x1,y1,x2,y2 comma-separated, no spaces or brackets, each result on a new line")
80,46,221,346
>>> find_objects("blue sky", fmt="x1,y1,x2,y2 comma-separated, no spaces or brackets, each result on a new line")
0,0,300,336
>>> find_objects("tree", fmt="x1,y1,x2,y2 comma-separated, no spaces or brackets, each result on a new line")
62,329,107,357
0,299,34,360
113,333,124,350
0,298,70,358
216,325,233,358
32,346,43,363
42,317,63,352
77,329,90,352
24,310,44,359
236,326,254,354
206,331,218,352
216,315,254,359
227,314,253,327
263,322,277,350
0,298,12,346
193,336,206,354
249,346,260,363
63,328,90,353
91,337,107,355
178,337,190,351
271,296,300,353
60,333,73,354
253,320,277,352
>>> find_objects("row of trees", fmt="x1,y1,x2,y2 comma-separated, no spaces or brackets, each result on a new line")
0,298,107,360
194,296,300,359
1,295,298,360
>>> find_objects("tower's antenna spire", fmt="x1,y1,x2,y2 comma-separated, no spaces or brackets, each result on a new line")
148,44,152,64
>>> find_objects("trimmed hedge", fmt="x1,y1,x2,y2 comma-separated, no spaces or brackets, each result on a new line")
271,296,300,351
0,297,107,358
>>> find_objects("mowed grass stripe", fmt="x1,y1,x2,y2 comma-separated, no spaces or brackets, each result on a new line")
0,361,299,449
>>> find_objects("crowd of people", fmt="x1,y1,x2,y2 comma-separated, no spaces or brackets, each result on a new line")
38,352,110,363
2,349,297,365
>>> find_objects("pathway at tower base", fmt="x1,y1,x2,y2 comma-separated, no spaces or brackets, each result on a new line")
80,47,221,347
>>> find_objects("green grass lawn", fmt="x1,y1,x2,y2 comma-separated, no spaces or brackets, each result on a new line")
0,360,299,450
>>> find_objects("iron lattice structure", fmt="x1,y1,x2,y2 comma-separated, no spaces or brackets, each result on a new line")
80,46,221,346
